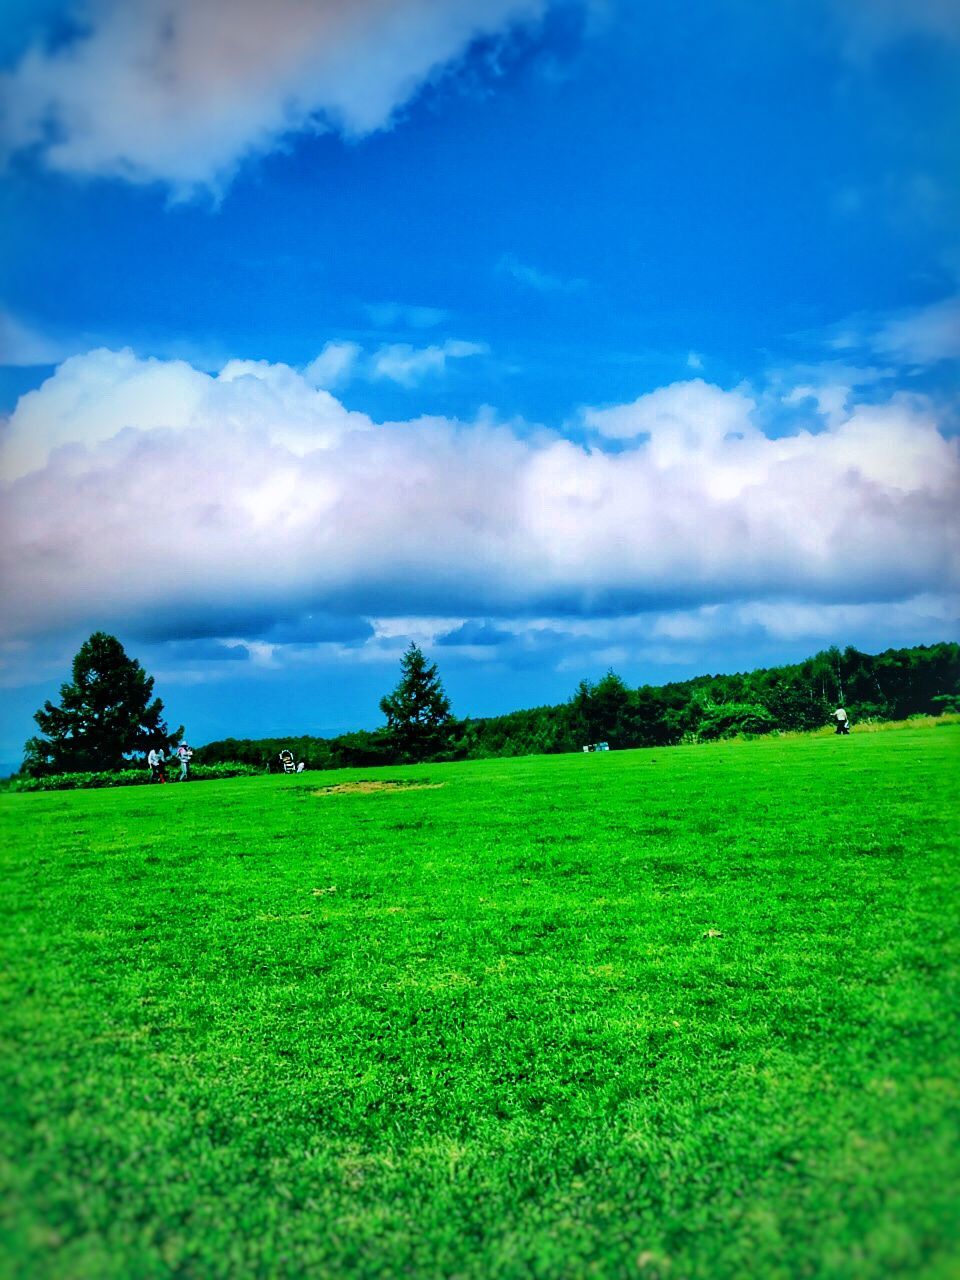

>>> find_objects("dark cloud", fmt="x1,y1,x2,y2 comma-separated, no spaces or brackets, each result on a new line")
133,606,281,644
263,614,375,646
436,620,514,646
87,600,372,650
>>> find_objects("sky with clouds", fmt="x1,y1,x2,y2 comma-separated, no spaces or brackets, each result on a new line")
0,0,958,763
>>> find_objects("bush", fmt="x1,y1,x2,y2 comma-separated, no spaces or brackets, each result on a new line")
697,702,778,741
187,763,264,782
8,761,262,792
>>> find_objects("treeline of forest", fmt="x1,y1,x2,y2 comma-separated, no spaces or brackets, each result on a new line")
200,642,960,770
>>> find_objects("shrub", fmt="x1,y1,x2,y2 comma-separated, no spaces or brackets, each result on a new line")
697,702,777,741
8,761,262,792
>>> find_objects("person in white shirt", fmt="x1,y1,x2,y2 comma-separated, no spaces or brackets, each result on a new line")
147,745,167,782
834,707,850,735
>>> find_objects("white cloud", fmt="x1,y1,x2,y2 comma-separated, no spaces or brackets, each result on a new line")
303,341,362,389
0,346,369,480
829,294,960,366
370,339,488,387
0,336,488,476
0,352,957,649
583,379,756,454
0,0,553,195
871,296,960,365
783,382,851,426
727,594,960,642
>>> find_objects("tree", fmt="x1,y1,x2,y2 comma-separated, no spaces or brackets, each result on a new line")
22,632,181,775
569,671,634,747
379,644,453,762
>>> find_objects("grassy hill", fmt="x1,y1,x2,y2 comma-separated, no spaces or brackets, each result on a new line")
2,724,958,1278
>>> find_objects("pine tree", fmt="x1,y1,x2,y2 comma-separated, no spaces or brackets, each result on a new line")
569,670,633,747
379,644,453,762
22,632,181,775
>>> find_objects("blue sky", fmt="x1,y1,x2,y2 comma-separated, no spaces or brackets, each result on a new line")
1,0,958,765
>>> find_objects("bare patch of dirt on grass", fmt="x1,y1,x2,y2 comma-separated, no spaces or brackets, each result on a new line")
313,780,446,796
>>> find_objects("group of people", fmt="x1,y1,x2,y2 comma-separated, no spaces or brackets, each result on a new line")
147,742,193,783
146,742,305,783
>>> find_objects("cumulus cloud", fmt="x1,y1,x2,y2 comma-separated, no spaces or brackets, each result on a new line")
1,346,370,480
782,383,852,427
303,342,362,390
583,379,756,451
1,351,957,655
0,0,553,195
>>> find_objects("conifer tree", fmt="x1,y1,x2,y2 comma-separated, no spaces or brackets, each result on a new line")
379,643,452,762
23,632,180,775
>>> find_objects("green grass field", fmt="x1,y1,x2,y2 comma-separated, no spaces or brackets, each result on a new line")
2,726,958,1279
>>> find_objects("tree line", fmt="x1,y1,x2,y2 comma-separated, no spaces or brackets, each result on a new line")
20,634,959,778
199,641,960,771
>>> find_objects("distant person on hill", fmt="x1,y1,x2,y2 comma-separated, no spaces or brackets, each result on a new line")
175,742,193,781
147,743,167,782
833,707,850,735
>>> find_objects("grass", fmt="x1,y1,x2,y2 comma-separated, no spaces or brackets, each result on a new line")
770,712,960,739
1,726,958,1279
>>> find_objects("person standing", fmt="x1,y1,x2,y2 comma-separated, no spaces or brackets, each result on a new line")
175,742,193,781
834,707,850,735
